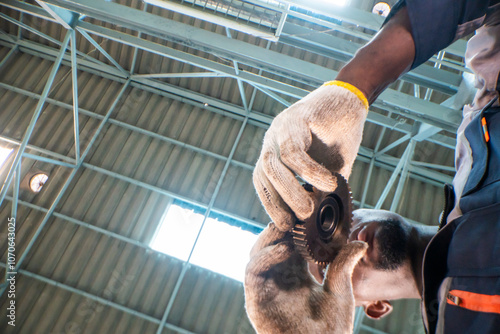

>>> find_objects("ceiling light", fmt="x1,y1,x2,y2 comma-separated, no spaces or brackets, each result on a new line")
143,0,283,41
29,173,49,193
372,2,391,17
0,147,13,168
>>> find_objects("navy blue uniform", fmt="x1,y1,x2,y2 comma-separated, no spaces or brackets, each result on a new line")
386,1,500,333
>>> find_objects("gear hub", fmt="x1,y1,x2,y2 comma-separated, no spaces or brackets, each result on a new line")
292,173,353,267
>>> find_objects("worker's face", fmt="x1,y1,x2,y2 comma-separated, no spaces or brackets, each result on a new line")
349,209,417,307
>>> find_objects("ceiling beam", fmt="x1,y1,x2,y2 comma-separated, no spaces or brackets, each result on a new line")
281,23,463,94
0,33,456,146
34,0,79,29
282,0,467,58
19,0,464,132
0,35,455,185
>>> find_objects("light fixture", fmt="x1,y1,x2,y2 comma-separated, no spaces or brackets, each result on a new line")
0,147,13,168
372,2,391,17
29,173,49,193
143,0,285,41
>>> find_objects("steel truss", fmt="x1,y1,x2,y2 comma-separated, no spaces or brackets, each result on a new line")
0,0,466,333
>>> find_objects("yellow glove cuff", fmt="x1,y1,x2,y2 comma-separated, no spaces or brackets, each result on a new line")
323,80,369,110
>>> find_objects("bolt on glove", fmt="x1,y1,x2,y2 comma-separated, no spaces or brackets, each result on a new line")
253,81,368,231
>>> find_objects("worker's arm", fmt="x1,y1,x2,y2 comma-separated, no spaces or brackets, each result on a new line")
252,7,415,230
340,0,493,103
337,7,414,104
253,0,491,231
244,223,367,334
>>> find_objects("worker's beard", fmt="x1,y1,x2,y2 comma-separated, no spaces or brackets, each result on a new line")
374,220,408,271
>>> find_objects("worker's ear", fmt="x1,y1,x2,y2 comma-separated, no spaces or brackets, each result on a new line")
363,300,393,319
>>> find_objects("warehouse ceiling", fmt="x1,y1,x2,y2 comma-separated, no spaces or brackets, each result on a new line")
0,0,471,333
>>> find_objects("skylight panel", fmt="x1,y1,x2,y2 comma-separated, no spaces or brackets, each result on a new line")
151,202,260,282
0,147,13,169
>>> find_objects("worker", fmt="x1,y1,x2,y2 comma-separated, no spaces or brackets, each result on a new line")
245,0,500,333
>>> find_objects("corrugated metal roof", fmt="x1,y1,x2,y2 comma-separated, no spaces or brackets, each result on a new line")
0,0,467,332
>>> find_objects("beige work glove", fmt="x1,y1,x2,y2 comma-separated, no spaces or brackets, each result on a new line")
244,223,368,334
253,81,368,231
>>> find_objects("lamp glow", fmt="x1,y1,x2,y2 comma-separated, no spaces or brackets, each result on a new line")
29,173,49,193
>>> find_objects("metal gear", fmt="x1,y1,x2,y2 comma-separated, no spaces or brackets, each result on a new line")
292,173,353,267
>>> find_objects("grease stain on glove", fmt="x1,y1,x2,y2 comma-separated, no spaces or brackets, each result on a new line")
253,81,368,231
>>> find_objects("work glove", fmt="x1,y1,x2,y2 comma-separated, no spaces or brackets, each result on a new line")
244,223,368,334
253,81,368,231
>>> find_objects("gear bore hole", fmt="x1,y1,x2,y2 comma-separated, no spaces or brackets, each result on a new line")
320,204,336,232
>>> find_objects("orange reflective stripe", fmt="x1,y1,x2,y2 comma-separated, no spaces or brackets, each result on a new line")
482,117,490,142
447,290,500,314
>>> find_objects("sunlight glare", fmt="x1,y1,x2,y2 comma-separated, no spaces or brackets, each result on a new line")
150,204,260,282
0,147,13,168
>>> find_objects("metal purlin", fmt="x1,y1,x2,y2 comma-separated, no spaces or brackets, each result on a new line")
0,43,390,334
359,112,393,208
0,78,454,185
154,89,251,334
390,140,417,212
0,30,71,208
0,15,454,149
0,12,60,48
0,0,465,137
13,79,130,270
155,26,272,334
374,140,417,210
129,3,148,76
70,28,81,162
5,0,466,132
1,164,21,288
0,43,18,69
0,50,131,297
9,4,264,324
155,29,254,334
0,12,112,71
0,3,446,334
247,40,273,111
226,27,250,113
0,259,198,334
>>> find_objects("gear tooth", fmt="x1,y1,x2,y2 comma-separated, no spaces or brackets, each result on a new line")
297,249,314,262
293,231,306,237
294,222,306,230
294,172,354,266
292,227,310,260
293,240,306,247
305,244,318,264
317,261,327,268
292,229,306,238
292,234,306,241
292,224,307,235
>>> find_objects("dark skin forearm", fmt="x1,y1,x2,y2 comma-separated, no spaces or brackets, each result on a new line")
336,7,415,104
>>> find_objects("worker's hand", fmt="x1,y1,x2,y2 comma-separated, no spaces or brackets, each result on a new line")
253,81,368,231
244,223,368,334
